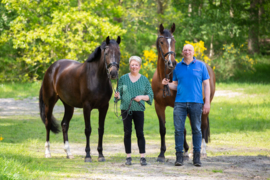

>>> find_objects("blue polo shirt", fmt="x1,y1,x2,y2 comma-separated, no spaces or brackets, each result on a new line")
173,57,210,103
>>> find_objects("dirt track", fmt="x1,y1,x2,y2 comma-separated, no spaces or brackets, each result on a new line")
0,91,270,179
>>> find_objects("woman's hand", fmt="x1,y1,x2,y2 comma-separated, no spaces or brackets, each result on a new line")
134,96,142,102
134,95,149,102
114,92,120,99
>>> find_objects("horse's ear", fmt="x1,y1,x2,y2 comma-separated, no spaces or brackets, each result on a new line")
117,36,121,45
106,36,110,45
159,24,164,34
86,46,101,62
170,23,175,34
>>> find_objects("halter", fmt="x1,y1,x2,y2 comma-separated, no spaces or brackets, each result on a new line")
103,46,119,79
102,46,120,96
157,35,176,98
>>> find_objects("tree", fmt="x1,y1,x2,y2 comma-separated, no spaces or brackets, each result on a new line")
0,0,125,80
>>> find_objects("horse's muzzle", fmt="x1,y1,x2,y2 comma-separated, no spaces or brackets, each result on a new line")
167,60,177,69
109,69,118,80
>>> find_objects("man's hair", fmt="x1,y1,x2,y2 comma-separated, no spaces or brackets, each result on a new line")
183,44,194,52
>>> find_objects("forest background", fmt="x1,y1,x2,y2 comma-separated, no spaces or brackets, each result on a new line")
0,0,270,83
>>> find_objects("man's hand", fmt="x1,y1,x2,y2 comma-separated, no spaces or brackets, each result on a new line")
162,78,170,85
203,102,210,114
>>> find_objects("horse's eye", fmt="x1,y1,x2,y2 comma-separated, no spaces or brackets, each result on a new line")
161,41,163,44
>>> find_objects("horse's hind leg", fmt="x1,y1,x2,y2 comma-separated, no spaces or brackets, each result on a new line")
44,96,59,158
201,113,210,158
183,128,189,160
155,101,166,162
61,101,74,159
97,104,109,162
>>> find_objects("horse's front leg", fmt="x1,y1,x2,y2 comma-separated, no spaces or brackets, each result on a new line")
97,104,109,162
155,101,166,162
83,104,92,162
62,102,74,159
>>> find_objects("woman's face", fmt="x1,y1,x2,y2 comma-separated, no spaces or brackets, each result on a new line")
129,60,141,74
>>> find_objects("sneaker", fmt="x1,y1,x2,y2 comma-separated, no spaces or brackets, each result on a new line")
175,152,183,166
193,152,202,167
140,157,147,166
125,157,132,165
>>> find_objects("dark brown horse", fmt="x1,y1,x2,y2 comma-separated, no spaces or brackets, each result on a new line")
151,24,216,162
39,36,121,162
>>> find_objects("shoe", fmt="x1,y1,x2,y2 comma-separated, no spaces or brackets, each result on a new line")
175,152,183,166
193,152,201,167
125,157,132,165
140,157,147,166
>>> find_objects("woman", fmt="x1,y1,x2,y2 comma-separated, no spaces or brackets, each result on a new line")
114,56,153,166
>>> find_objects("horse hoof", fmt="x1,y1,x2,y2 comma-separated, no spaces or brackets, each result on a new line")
98,157,106,162
85,157,92,162
45,153,51,158
67,155,74,159
157,157,165,162
201,153,207,158
183,152,189,161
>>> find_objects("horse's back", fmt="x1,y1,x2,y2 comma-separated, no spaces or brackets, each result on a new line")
42,59,85,107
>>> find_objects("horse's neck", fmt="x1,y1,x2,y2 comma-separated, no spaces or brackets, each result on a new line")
85,60,108,80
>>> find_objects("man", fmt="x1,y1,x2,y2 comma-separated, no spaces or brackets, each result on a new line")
162,44,210,167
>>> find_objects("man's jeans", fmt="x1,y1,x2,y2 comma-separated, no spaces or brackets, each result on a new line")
173,102,203,153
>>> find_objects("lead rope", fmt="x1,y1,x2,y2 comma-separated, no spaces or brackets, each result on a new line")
158,40,173,98
114,96,145,121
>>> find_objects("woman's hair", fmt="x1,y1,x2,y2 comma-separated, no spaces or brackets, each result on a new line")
129,56,142,65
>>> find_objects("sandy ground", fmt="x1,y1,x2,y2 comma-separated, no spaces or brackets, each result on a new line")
0,90,270,179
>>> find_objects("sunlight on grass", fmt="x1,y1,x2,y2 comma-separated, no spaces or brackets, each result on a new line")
0,82,270,179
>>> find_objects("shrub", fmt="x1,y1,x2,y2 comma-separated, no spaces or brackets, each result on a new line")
212,43,256,81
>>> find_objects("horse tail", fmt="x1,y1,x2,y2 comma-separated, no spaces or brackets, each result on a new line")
206,116,210,143
39,84,60,134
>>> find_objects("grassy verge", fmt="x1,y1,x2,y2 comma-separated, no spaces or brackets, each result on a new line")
0,82,270,179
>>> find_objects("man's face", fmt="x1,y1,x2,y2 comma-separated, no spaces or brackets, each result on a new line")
182,45,194,59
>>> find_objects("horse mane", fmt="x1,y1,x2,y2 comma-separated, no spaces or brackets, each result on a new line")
86,40,119,62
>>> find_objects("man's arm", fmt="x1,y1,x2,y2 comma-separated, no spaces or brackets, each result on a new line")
202,79,210,114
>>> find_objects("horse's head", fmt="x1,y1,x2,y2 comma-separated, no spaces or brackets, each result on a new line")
102,36,121,80
156,23,177,70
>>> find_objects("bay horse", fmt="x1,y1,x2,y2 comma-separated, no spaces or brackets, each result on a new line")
151,24,216,162
39,36,121,162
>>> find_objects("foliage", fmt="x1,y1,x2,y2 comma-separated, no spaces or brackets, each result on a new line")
184,40,211,65
0,0,125,81
141,49,158,81
212,43,256,81
0,0,270,82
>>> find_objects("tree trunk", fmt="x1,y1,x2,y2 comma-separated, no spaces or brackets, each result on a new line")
157,0,169,14
248,0,260,54
209,35,214,58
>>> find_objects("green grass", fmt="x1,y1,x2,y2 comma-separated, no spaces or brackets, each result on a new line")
0,81,41,99
1,82,270,179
